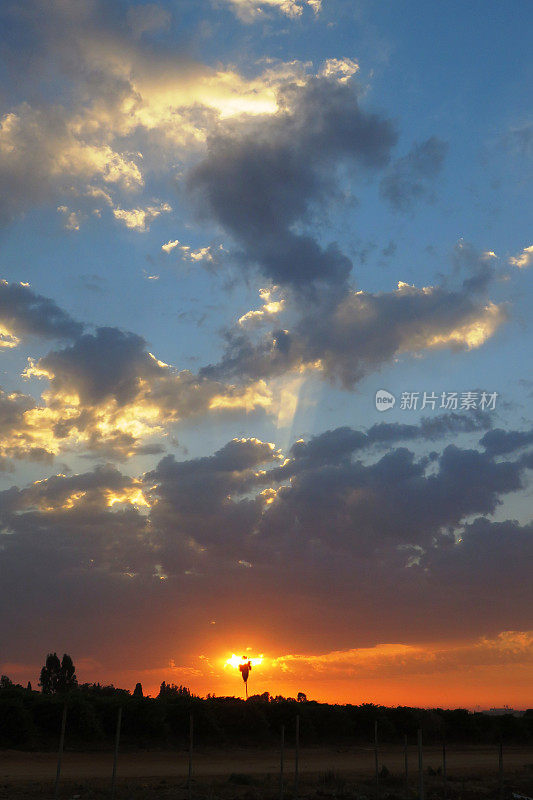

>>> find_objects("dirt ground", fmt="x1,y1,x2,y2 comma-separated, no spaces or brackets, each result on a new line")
0,745,532,799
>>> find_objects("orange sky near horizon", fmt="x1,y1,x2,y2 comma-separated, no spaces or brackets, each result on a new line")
5,631,532,711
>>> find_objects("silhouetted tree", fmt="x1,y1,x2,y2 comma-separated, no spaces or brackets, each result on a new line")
57,654,77,693
39,653,77,694
26,682,32,692
297,692,307,703
158,681,192,697
133,682,143,697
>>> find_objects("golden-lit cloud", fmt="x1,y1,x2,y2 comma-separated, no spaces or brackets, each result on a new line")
0,1,318,226
217,0,320,22
409,299,507,351
238,287,285,327
161,239,221,263
0,326,20,349
15,333,282,460
509,245,533,269
112,202,172,231
319,57,359,82
208,380,274,413
221,631,533,682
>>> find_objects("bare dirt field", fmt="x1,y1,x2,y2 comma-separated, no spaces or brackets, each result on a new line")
0,745,532,799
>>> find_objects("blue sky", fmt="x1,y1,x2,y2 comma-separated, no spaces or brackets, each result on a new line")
0,0,531,704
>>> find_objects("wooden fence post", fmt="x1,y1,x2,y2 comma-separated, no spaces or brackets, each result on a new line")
374,720,380,800
417,729,424,800
111,706,122,800
404,734,409,800
280,724,285,800
442,738,447,799
188,712,194,800
498,739,504,800
53,703,67,800
294,714,300,800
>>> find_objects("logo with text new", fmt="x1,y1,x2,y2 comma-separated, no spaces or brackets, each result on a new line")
375,389,396,411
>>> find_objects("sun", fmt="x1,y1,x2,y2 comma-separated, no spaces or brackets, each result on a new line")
225,653,263,668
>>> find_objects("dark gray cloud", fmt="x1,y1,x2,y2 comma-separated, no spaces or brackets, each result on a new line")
451,240,498,294
380,136,448,212
189,77,397,292
288,410,493,466
1,422,531,668
480,427,533,456
203,282,506,388
0,281,83,343
38,327,164,406
259,443,525,561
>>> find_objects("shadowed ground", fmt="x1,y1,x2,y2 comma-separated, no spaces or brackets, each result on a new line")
0,745,532,798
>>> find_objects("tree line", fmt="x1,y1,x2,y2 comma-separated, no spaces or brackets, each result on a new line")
0,654,531,750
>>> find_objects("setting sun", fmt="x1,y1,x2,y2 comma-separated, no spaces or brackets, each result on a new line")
225,653,264,669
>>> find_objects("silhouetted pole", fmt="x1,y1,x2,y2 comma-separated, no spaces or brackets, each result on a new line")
188,712,194,800
374,720,380,800
498,739,504,800
54,703,67,800
294,714,300,800
442,738,447,799
417,729,424,800
279,724,285,800
404,734,409,800
110,706,122,800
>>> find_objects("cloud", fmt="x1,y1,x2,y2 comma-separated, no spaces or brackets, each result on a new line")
480,427,533,456
188,81,503,389
0,280,83,347
268,630,533,681
57,206,81,231
288,410,493,466
0,419,531,678
18,326,276,460
217,0,320,22
509,245,533,269
189,76,397,292
126,3,171,38
238,287,285,327
452,240,499,293
380,136,448,212
0,1,313,226
113,202,172,231
0,388,56,464
204,282,508,388
162,239,220,263
0,102,143,225
319,58,359,83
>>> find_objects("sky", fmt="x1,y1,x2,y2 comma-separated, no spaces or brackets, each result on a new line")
0,0,532,709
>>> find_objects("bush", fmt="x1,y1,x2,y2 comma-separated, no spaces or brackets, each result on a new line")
0,700,35,747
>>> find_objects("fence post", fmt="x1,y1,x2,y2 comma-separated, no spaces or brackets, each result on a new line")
374,720,380,800
294,714,300,800
111,706,122,800
404,734,409,800
188,712,194,800
442,737,447,799
498,739,504,800
54,703,67,800
417,729,424,800
280,724,285,800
